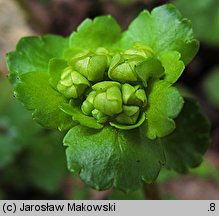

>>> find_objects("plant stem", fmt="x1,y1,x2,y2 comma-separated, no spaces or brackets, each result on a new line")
143,182,160,200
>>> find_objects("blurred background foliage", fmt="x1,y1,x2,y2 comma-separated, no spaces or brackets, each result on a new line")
0,0,219,199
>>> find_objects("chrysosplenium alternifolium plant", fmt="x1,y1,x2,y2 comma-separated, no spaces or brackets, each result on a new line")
7,4,210,191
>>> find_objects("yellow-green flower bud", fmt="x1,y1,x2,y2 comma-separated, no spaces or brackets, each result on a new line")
115,105,140,125
96,47,111,65
92,109,108,123
57,66,90,99
81,81,147,126
122,83,147,107
92,81,123,116
123,42,154,58
69,48,110,82
108,44,154,83
92,81,120,91
81,91,96,115
108,53,140,83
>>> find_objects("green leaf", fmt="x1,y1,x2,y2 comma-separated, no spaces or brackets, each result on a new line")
48,58,67,89
0,119,19,168
0,77,42,145
25,131,67,193
173,0,219,45
161,98,211,173
109,112,146,130
69,16,121,51
144,80,184,139
203,67,219,108
7,35,69,85
159,51,185,83
64,126,165,191
59,103,103,129
121,4,199,64
15,72,73,131
135,57,164,87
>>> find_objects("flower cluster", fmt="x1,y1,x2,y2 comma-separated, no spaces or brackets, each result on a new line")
7,5,210,192
56,44,152,129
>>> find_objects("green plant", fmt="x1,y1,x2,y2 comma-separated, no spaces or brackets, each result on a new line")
6,4,210,192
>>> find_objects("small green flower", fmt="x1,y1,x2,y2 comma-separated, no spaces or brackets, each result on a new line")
114,84,147,125
115,105,140,125
81,81,147,126
91,109,108,123
122,83,147,107
92,81,123,116
57,66,90,99
81,81,123,121
69,48,111,82
81,90,96,115
123,42,154,58
108,44,154,83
